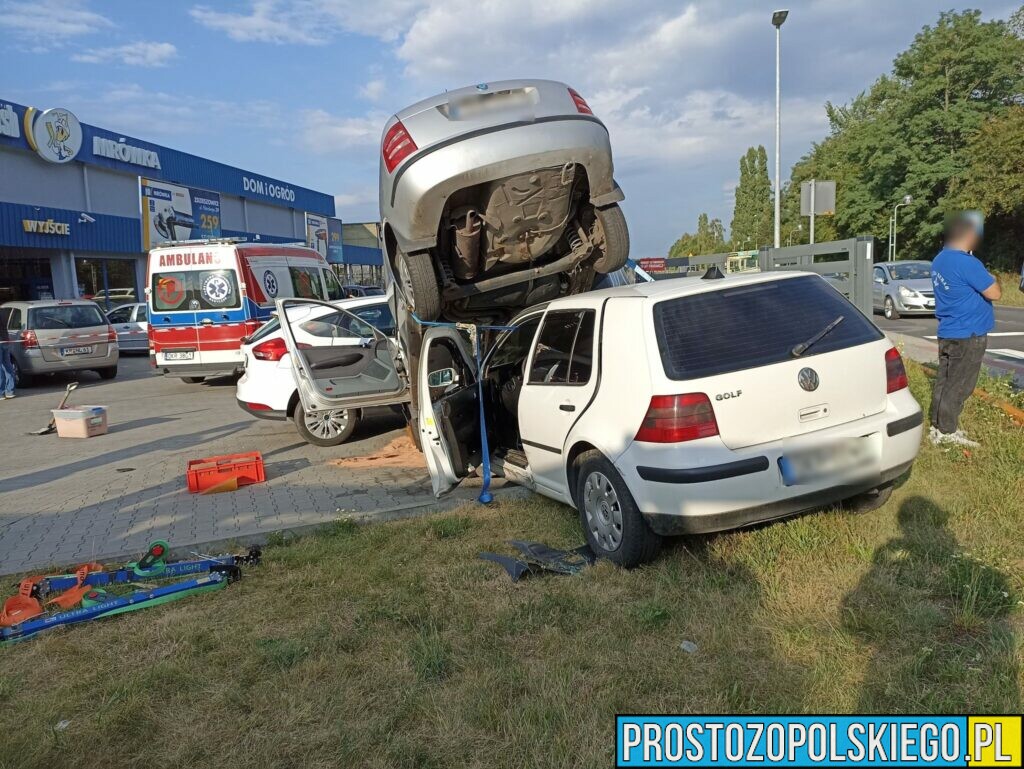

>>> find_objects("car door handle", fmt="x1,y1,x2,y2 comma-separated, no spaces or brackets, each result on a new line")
559,404,576,412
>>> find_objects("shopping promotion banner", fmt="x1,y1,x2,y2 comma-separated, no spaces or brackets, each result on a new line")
327,217,344,264
305,212,329,259
141,177,222,251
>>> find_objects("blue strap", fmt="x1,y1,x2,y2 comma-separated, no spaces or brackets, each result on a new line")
408,312,515,504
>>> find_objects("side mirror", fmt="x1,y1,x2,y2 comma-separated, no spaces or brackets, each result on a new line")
427,367,458,388
874,276,885,284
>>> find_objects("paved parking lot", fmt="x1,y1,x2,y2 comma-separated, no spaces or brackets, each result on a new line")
0,355,507,575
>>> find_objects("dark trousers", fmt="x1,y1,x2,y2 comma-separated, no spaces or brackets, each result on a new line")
930,335,987,434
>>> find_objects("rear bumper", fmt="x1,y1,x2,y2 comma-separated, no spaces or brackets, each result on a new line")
617,394,923,535
383,116,618,253
17,347,118,373
155,362,241,378
643,460,914,535
236,398,287,421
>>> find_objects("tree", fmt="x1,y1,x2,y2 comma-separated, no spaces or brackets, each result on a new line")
668,212,726,257
784,9,1024,265
730,146,773,249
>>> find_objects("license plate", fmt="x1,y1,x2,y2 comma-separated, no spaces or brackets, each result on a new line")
165,351,195,361
61,346,92,356
779,437,876,487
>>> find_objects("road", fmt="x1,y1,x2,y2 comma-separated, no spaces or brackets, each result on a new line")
0,355,512,575
873,304,1024,386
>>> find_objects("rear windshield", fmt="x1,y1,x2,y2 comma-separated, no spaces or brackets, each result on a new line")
151,270,240,311
653,275,883,380
29,304,106,329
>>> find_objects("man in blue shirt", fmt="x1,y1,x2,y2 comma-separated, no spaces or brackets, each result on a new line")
928,212,1001,446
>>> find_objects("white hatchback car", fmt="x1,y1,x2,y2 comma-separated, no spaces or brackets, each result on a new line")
236,296,405,446
278,272,923,566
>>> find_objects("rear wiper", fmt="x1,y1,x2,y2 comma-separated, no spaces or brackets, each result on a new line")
791,315,844,357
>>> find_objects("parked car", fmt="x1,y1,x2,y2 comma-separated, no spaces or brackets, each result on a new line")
105,302,148,352
342,285,385,298
872,260,935,319
278,272,922,566
236,295,405,446
379,79,629,327
91,288,137,307
0,300,118,386
147,241,347,383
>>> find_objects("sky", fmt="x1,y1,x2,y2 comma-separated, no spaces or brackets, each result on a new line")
1,0,1018,256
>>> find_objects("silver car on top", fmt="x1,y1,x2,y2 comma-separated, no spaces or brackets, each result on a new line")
378,79,629,327
872,260,936,319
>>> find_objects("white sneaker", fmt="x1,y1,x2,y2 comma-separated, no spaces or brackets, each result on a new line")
930,427,979,448
2,393,12,399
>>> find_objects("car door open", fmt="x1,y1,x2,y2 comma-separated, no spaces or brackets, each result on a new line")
417,326,480,497
277,298,409,414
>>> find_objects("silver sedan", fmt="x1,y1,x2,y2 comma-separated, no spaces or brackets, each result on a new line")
105,302,149,351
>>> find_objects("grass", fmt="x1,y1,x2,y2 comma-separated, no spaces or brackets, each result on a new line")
1,364,1021,768
994,271,1024,308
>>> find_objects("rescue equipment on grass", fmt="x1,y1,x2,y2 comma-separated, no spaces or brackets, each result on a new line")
1,541,261,644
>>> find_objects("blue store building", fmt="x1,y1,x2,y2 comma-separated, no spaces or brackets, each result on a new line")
0,99,340,308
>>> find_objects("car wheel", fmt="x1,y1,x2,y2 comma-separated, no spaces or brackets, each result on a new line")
842,483,894,514
181,377,205,384
396,249,441,322
573,450,660,567
590,204,630,275
883,296,900,320
10,357,33,388
294,403,359,447
96,366,117,380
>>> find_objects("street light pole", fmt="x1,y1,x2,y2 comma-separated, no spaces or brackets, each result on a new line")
890,194,913,262
772,10,788,249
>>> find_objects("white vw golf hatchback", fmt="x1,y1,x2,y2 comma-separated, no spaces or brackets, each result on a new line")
279,271,922,566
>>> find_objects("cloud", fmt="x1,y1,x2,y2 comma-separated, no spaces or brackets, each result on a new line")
72,42,178,67
189,0,419,44
300,109,385,154
334,189,377,208
0,0,113,41
359,78,387,102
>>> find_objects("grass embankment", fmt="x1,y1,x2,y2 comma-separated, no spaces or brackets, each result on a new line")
994,271,1024,308
1,364,1021,768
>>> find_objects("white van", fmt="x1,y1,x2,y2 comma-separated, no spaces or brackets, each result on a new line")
147,240,346,382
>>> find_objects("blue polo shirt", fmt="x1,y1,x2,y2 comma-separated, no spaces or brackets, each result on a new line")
931,247,995,339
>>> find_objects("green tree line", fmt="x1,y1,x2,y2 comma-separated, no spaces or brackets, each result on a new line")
669,7,1024,269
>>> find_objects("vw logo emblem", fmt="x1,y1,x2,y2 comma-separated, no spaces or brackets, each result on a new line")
798,367,820,392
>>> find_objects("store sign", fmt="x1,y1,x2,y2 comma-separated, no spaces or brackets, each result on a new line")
0,104,19,138
22,218,70,236
26,107,82,164
638,258,667,272
243,176,296,202
327,217,343,264
93,136,161,169
305,212,329,259
140,178,222,251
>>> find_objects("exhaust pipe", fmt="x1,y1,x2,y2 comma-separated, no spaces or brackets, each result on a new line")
451,210,482,280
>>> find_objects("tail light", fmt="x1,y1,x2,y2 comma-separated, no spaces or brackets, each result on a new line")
244,402,272,411
635,393,719,443
382,120,417,173
106,326,117,343
252,337,287,362
20,330,38,350
251,337,310,362
568,88,593,115
885,347,908,393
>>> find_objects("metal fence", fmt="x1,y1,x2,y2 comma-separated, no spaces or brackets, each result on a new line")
759,237,876,316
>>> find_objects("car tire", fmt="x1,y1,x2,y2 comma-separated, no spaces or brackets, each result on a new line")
573,450,660,568
294,403,359,447
842,482,894,514
883,296,900,320
10,358,33,388
181,377,205,384
591,204,630,275
96,366,117,380
396,249,441,322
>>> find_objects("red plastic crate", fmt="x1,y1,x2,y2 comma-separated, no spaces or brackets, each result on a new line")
186,451,265,493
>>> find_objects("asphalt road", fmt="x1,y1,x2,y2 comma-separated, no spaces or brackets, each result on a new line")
872,303,1024,385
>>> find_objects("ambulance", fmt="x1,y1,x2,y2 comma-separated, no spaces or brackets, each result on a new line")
147,239,347,382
